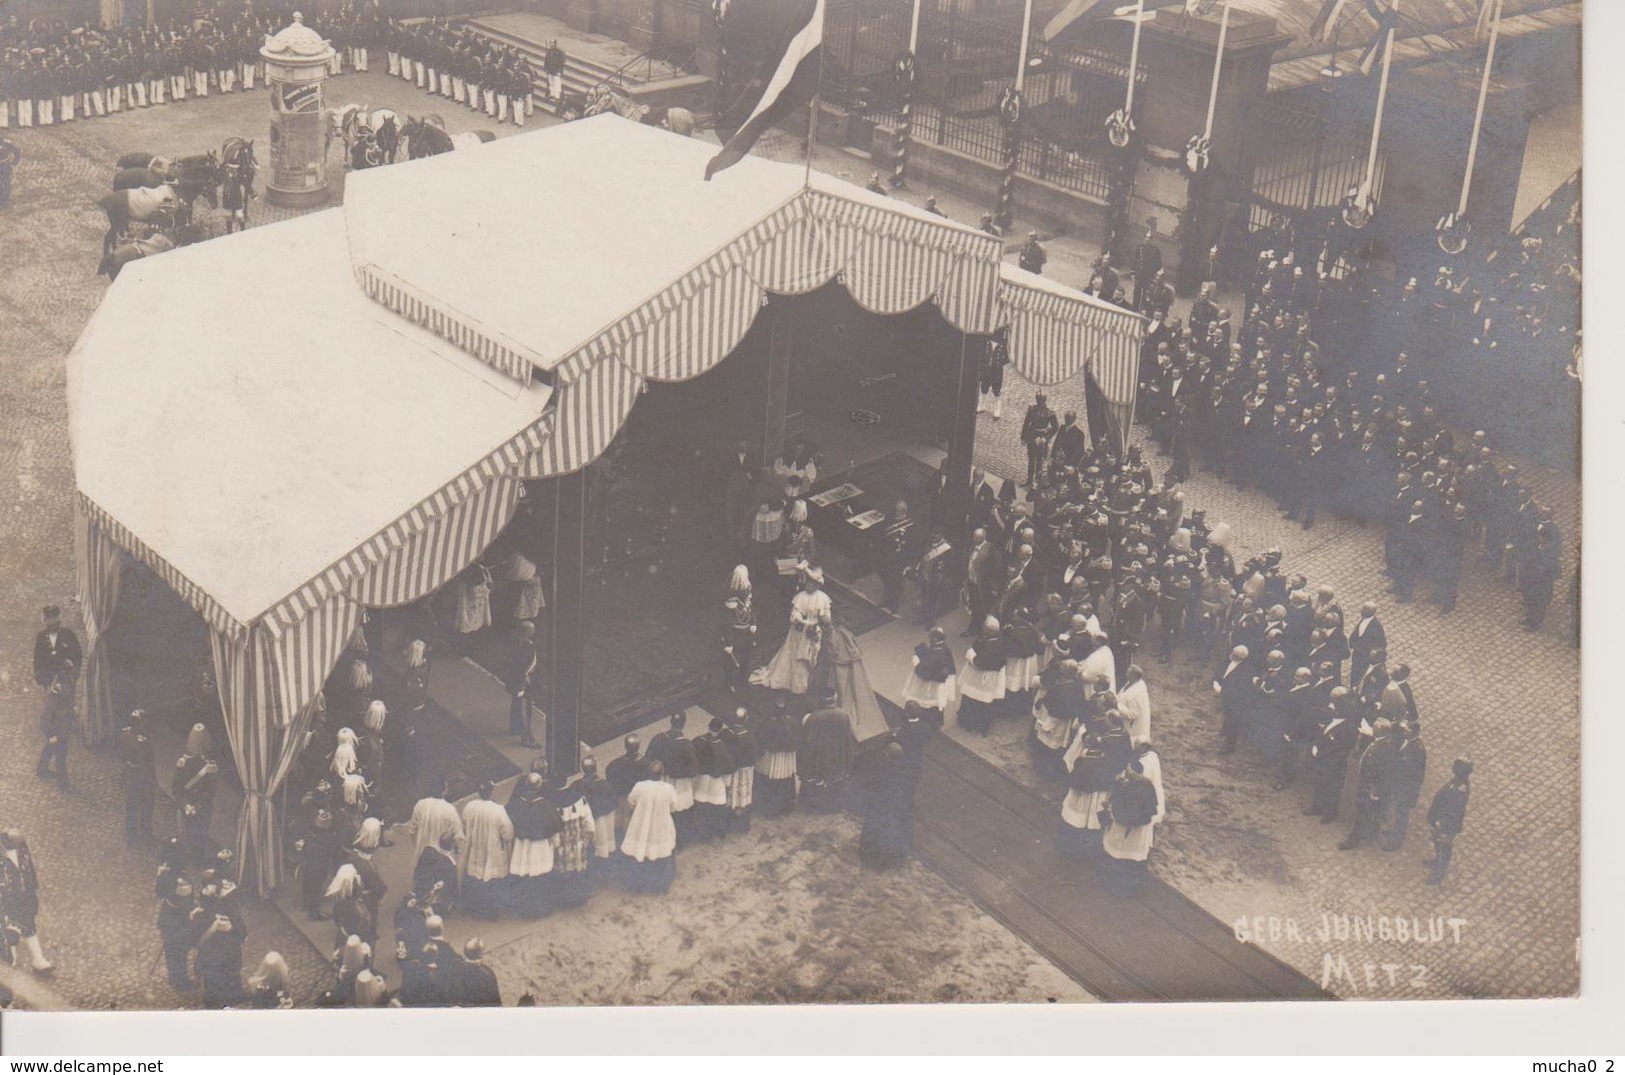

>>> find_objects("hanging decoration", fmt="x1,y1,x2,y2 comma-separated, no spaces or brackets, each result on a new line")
1436,0,1503,254
1104,0,1145,150
1182,0,1229,177
1340,0,1399,229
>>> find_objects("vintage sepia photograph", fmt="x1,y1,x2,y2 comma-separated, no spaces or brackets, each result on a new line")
0,0,1583,1019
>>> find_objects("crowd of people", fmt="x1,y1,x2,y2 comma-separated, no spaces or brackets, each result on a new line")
1129,239,1567,630
0,5,550,131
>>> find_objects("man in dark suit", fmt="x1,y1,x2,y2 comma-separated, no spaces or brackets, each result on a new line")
1347,602,1385,690
450,938,502,1006
506,622,540,748
1131,229,1162,311
724,441,754,548
1307,689,1359,822
33,605,81,692
1213,644,1255,755
1390,500,1430,601
1051,411,1087,472
1274,667,1319,790
964,528,999,636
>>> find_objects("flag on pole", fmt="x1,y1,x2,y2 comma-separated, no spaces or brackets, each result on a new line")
1473,0,1495,39
1047,0,1170,39
1308,0,1351,41
1356,0,1400,75
704,0,825,180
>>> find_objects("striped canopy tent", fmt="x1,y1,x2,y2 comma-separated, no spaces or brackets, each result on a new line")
67,115,1142,894
997,263,1146,451
67,210,555,894
341,115,1142,479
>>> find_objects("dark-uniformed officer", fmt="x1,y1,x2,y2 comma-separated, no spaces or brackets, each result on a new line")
120,709,158,845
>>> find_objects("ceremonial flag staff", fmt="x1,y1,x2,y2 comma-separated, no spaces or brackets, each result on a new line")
889,0,925,189
994,0,1036,230
1341,0,1399,229
1437,0,1504,254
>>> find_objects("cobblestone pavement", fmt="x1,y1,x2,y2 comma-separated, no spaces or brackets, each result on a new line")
0,78,1580,1006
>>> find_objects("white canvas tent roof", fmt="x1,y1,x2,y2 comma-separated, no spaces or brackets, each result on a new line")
67,209,553,630
343,115,997,384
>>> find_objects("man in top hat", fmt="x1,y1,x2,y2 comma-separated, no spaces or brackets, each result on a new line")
33,605,81,693
923,196,946,218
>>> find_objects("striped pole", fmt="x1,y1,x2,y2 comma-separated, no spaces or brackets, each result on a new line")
889,0,924,189
994,0,1035,230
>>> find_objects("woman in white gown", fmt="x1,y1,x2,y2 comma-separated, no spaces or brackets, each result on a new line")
750,567,832,696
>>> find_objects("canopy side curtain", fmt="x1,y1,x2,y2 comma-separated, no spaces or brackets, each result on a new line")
212,473,524,895
74,500,125,746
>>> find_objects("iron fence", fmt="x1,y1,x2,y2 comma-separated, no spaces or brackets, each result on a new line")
1243,95,1388,229
823,0,1140,201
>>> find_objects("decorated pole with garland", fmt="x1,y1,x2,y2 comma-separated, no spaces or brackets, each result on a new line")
993,0,1035,230
1437,0,1503,254
889,0,924,188
1341,0,1399,230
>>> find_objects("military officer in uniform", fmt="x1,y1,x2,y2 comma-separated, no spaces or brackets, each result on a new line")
120,710,158,846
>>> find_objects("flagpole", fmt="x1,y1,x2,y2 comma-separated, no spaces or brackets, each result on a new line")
805,0,827,188
890,0,924,188
1123,0,1144,117
994,0,1035,229
1203,1,1230,141
1361,0,1397,202
1458,0,1502,217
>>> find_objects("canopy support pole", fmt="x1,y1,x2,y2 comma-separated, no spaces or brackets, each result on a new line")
942,330,980,539
547,469,587,777
761,298,795,468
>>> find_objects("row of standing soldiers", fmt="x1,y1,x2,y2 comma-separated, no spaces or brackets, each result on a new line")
386,18,556,109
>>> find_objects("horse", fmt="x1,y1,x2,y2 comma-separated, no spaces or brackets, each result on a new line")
400,115,456,159
220,137,257,234
634,105,696,136
167,152,221,215
113,164,175,190
97,221,211,281
96,184,181,255
449,130,496,152
114,152,173,172
374,114,400,165
328,103,364,161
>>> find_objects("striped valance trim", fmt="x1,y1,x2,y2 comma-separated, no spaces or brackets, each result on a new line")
999,274,1144,404
78,491,250,641
999,276,1146,337
349,475,521,607
802,189,1004,264
357,264,540,386
517,359,643,480
257,406,558,635
548,193,810,386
